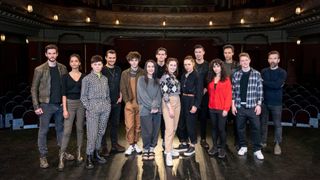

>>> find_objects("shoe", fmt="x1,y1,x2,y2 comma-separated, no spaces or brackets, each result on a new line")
101,145,110,157
148,148,155,160
94,150,107,164
40,157,49,169
254,150,264,160
134,144,142,154
111,143,125,153
142,150,149,161
76,147,83,164
274,143,281,155
174,143,189,152
237,147,248,156
165,152,173,167
184,146,195,157
64,152,75,161
164,150,179,158
208,147,219,156
125,145,135,156
57,152,64,171
218,149,226,159
86,154,94,169
261,143,267,149
200,139,209,149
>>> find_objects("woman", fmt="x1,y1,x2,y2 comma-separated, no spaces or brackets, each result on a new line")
160,57,181,167
207,59,232,158
176,55,202,157
58,54,85,171
137,60,162,161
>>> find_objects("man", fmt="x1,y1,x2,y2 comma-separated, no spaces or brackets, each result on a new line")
155,47,167,148
120,51,144,155
101,50,125,157
261,50,287,155
31,44,70,168
81,55,111,169
232,52,264,160
194,44,209,149
223,44,240,150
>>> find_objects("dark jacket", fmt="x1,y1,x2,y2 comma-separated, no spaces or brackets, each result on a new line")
31,62,67,109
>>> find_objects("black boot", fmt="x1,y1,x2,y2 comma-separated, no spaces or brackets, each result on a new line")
86,154,94,169
94,150,107,164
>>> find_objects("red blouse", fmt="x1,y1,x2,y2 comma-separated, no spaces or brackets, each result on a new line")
207,77,232,111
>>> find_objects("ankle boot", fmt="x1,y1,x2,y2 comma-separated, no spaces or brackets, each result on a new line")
94,150,106,164
76,147,83,164
58,152,65,171
86,154,94,169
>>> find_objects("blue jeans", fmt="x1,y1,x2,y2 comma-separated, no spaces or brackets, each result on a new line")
140,113,161,150
38,103,64,157
236,107,262,152
261,104,282,144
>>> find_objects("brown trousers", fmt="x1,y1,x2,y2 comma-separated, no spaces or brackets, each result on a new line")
163,96,181,153
124,101,141,144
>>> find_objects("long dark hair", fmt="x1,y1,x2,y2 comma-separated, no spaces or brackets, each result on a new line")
207,58,228,83
165,57,179,77
70,53,82,71
143,59,158,86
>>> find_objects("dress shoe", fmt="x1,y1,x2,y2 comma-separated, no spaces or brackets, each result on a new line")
94,150,107,164
111,143,125,153
86,155,94,169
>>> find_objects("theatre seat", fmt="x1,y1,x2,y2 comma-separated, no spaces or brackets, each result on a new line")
294,110,311,128
22,110,39,129
281,108,293,126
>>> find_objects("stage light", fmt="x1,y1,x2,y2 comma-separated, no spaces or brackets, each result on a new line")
162,21,166,26
27,5,33,13
209,21,213,26
270,17,275,23
295,6,301,15
240,18,245,24
86,17,91,23
0,34,5,42
115,19,119,25
296,39,301,45
53,15,59,21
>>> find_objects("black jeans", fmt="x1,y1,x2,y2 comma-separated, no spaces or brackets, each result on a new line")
177,96,197,144
209,109,227,149
236,107,262,152
199,93,209,140
102,103,121,146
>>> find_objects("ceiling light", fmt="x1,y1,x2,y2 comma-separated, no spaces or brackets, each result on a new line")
270,17,275,23
26,38,29,44
162,21,166,26
115,19,119,25
27,4,33,13
86,17,91,23
53,15,59,21
296,39,301,45
240,18,245,24
295,6,302,15
209,21,213,26
0,34,5,42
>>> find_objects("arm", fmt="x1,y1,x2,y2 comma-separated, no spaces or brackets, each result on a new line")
191,74,203,113
80,77,90,110
137,77,153,108
255,72,263,115
262,69,287,89
120,71,129,103
31,68,43,115
160,75,175,118
223,79,233,112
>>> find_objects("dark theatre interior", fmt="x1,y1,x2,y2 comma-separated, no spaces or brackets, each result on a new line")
0,0,320,179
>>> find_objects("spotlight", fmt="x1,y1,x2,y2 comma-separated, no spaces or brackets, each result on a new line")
0,34,5,42
53,15,59,21
26,38,29,44
296,39,301,45
115,19,119,25
209,21,213,26
162,21,166,26
295,6,302,15
27,4,33,13
240,18,245,24
270,17,275,23
86,17,91,23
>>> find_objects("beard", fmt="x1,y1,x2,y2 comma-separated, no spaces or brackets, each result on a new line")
270,62,278,68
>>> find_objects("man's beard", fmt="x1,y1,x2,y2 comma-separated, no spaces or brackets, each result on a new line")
270,62,278,68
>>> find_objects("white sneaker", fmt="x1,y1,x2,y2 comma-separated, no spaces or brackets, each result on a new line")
134,144,142,154
171,149,180,157
254,150,264,160
166,152,173,167
125,145,135,156
238,147,248,156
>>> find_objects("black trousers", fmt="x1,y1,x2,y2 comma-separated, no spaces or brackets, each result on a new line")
199,93,209,140
177,96,197,144
209,109,227,149
101,103,121,146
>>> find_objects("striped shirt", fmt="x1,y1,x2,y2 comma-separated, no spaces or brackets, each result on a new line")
232,68,263,108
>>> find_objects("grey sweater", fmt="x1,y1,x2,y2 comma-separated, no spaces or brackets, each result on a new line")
137,76,162,116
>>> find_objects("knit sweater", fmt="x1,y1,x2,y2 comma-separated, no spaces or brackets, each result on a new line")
207,77,232,111
137,76,162,116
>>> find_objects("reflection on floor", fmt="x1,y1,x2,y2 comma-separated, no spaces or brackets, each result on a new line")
0,125,320,180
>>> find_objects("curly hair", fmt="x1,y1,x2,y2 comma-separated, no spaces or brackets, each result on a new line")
207,58,228,84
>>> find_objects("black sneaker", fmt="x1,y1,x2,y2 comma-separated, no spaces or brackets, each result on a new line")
183,146,195,156
174,143,189,152
208,147,219,156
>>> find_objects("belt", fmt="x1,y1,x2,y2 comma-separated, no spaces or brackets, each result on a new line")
182,93,195,97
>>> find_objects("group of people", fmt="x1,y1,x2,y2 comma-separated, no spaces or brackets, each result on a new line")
31,43,287,169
